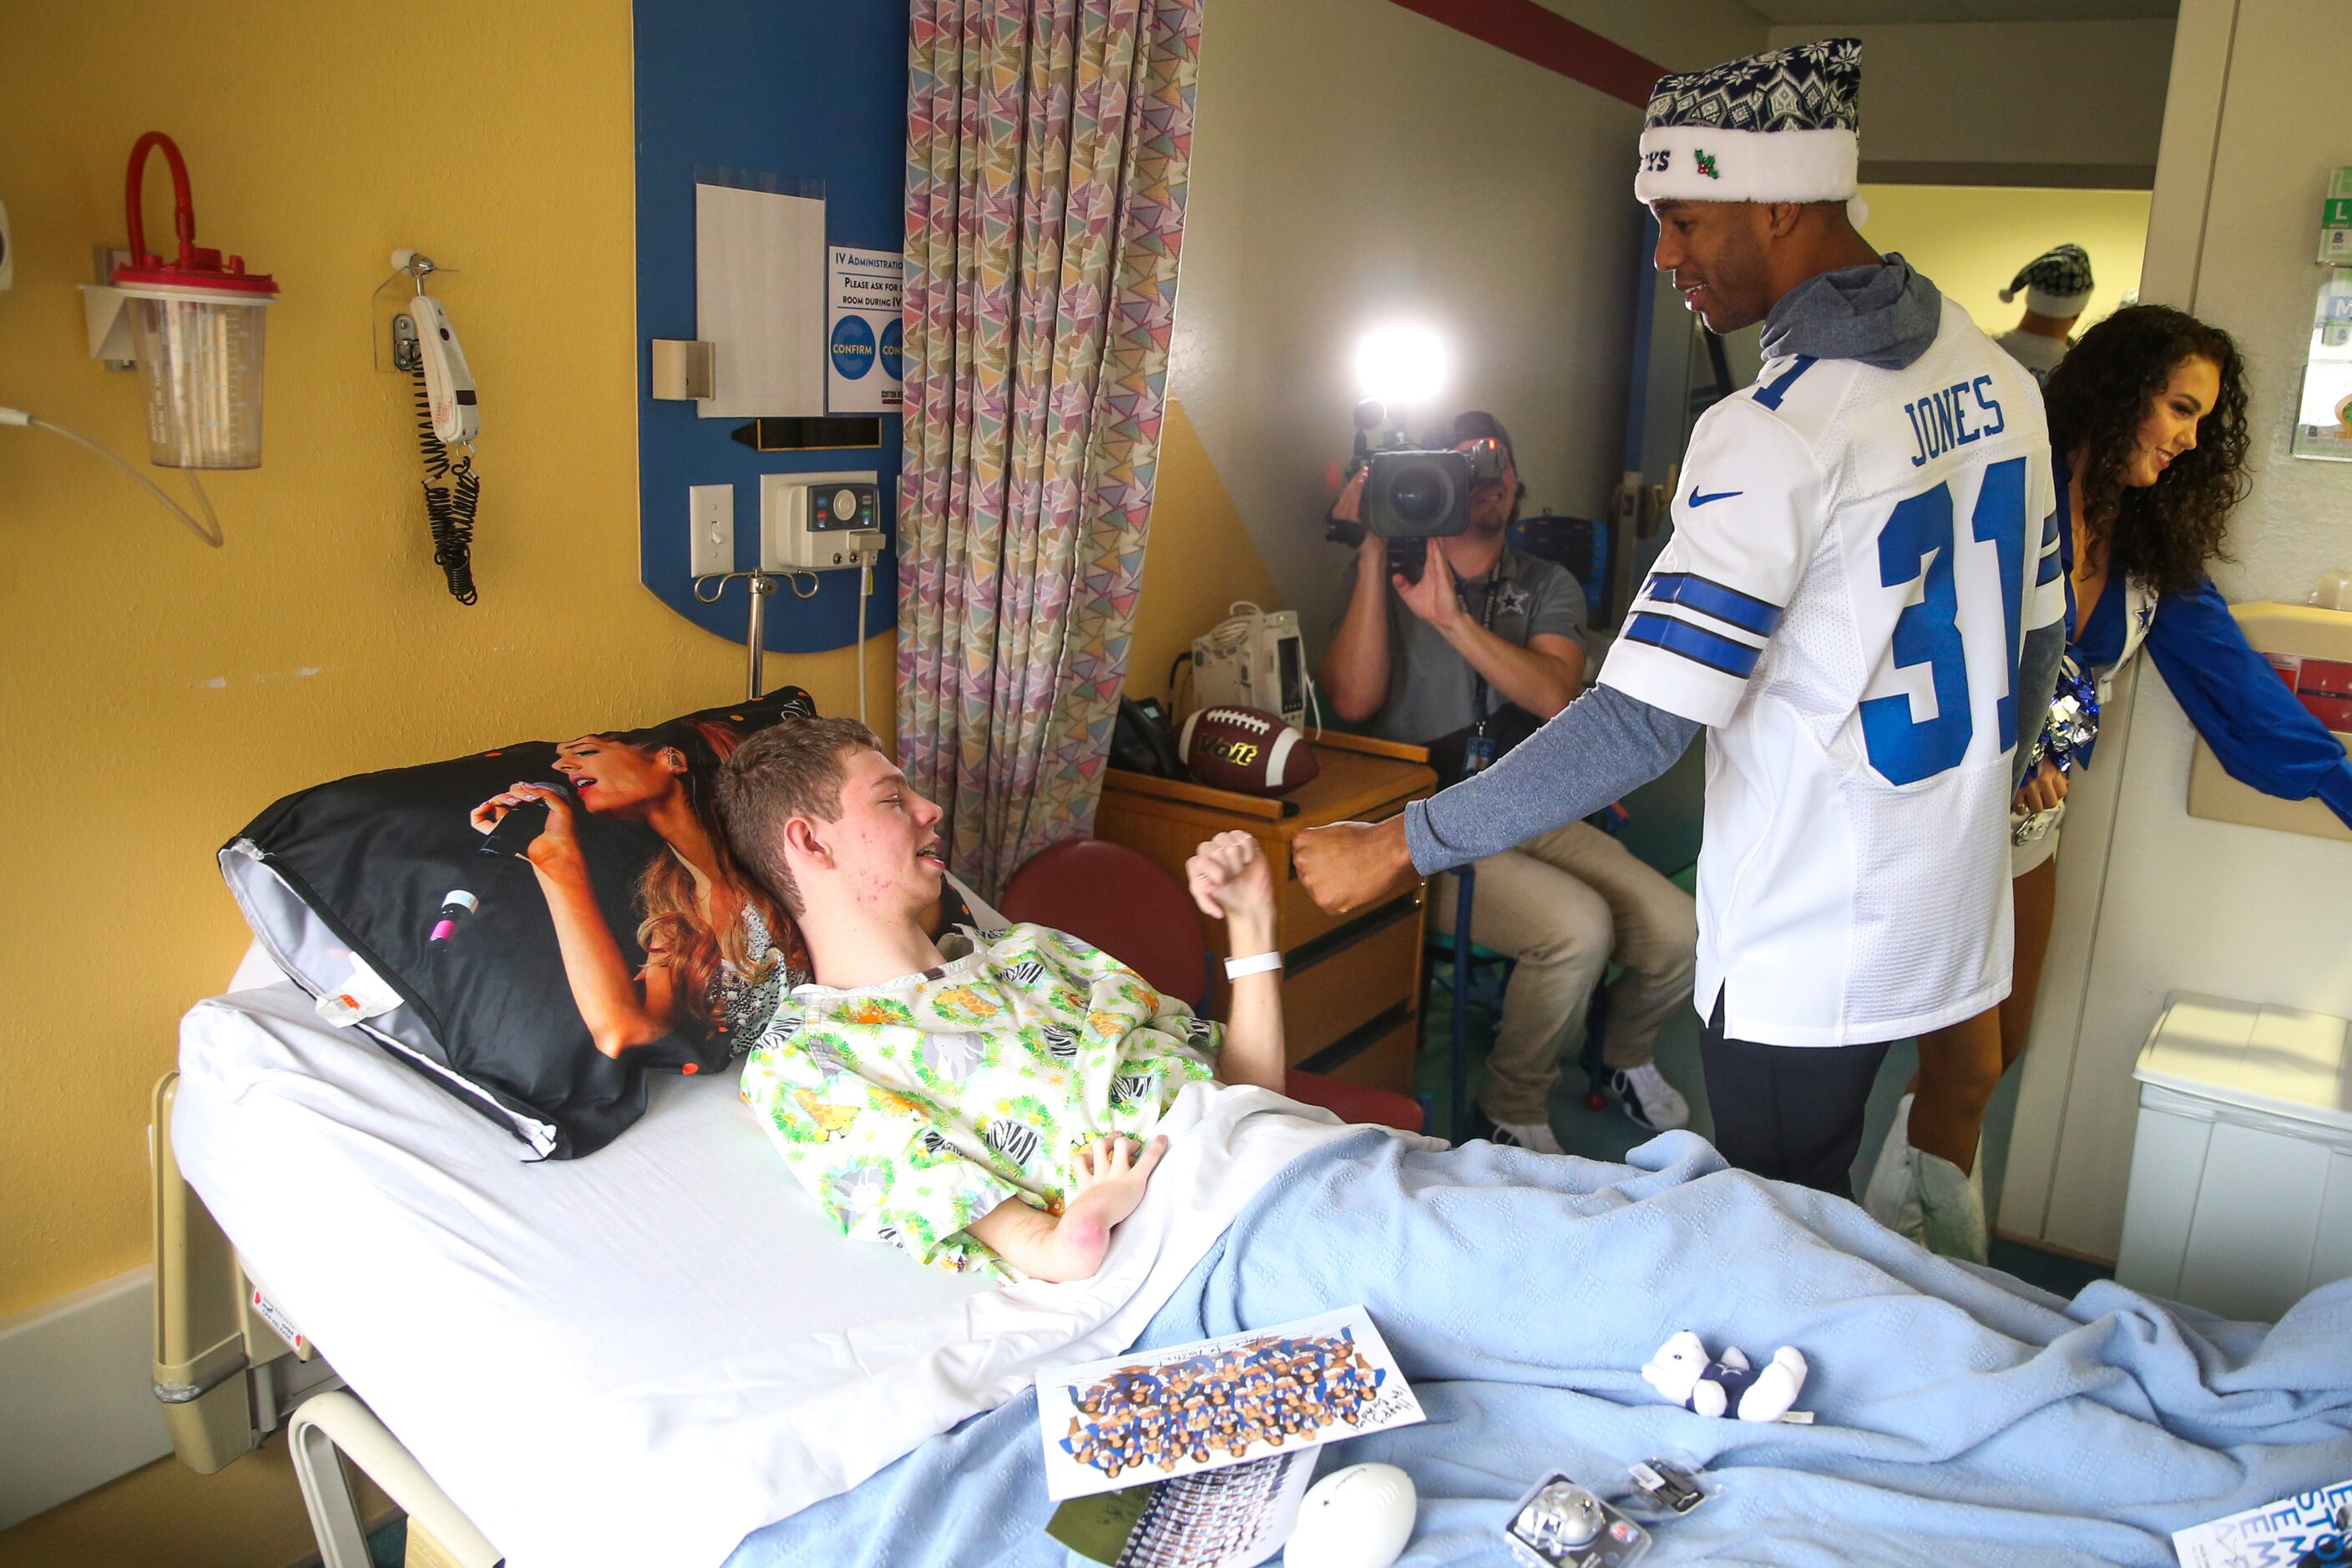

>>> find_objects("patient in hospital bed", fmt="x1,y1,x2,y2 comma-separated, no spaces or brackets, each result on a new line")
178,712,2352,1567
714,716,1292,1283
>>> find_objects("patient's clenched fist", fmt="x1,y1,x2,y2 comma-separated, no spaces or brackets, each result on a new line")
1186,831,1275,927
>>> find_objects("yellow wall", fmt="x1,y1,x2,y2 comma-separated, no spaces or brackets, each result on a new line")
0,0,886,1325
1124,398,1286,708
1857,182,2152,340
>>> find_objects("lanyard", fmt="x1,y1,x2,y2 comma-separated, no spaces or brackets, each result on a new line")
1461,559,1510,745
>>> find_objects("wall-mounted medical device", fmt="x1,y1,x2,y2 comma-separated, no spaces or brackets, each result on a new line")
377,250,483,604
17,129,277,547
82,132,277,472
402,285,478,448
690,471,887,723
758,471,884,573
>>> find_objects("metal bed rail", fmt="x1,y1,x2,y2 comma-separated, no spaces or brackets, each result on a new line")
150,1070,503,1566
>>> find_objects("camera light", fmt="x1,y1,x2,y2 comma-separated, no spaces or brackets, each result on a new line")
1354,325,1447,408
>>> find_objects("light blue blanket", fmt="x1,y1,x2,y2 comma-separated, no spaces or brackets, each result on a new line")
727,1130,2352,1566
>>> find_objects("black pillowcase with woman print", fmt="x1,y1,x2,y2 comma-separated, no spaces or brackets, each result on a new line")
220,686,818,1159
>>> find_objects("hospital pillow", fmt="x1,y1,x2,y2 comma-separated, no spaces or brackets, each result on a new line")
219,685,820,1159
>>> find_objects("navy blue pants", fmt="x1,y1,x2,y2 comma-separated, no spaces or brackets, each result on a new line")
1699,994,1890,1200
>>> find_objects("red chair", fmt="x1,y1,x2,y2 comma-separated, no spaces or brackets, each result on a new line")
999,837,1425,1135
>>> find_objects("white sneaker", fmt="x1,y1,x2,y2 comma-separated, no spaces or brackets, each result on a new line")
1864,1093,1927,1242
1916,1144,1990,1265
1489,1117,1565,1156
1612,1064,1690,1132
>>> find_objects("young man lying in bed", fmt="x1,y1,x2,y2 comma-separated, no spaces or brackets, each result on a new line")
714,716,1292,1284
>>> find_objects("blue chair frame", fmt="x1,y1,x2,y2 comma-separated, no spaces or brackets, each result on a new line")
1426,807,1631,1146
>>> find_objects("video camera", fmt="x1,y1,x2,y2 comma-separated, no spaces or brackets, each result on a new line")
1326,400,1508,583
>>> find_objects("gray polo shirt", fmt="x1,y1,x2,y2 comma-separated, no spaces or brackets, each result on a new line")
1332,545,1588,745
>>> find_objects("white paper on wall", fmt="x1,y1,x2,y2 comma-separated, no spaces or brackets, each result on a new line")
695,181,826,419
827,245,904,414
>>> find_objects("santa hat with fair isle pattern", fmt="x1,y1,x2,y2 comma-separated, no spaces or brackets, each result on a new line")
2000,244,2096,316
1634,38,1864,222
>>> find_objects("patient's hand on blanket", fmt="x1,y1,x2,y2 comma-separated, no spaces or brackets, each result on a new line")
967,1132,1168,1282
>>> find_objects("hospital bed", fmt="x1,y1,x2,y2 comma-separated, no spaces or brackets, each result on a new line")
154,962,2352,1568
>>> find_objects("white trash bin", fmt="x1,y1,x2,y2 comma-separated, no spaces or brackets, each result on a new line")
2115,993,2352,1321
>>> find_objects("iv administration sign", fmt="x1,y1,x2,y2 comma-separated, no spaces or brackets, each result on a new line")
828,246,903,414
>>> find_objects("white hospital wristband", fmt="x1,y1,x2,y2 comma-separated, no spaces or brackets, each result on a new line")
1223,951,1282,979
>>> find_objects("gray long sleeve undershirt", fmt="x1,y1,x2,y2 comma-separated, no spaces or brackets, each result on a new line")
1404,684,1702,875
2012,617,2066,792
1404,617,2067,877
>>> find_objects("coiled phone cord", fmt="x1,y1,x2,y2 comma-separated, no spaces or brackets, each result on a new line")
412,368,479,604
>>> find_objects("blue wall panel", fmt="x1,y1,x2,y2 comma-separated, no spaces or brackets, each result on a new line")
633,0,908,655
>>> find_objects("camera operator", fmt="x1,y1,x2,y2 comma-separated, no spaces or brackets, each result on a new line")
1319,411,1696,1148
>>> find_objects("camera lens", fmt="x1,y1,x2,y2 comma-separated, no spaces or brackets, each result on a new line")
1361,448,1469,540
1387,462,1446,527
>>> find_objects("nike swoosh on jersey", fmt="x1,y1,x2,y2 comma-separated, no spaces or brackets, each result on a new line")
1688,488,1743,507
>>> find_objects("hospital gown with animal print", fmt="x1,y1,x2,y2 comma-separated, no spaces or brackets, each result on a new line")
739,923,1221,1278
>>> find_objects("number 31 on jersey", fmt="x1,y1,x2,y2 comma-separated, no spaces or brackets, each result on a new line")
1859,456,2028,787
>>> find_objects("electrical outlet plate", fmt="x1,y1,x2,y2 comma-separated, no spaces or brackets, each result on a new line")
759,470,886,573
688,484,736,579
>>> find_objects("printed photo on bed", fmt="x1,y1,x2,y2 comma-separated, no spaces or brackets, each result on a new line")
1035,1304,1424,1501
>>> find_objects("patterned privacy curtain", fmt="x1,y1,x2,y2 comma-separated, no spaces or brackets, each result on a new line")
897,0,1203,898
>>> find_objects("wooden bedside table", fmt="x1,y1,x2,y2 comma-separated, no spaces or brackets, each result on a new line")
1091,732,1438,1096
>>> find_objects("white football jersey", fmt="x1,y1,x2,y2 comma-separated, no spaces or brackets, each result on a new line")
1601,297,2066,1047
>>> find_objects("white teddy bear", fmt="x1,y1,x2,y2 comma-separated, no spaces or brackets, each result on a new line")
1641,1330,1809,1423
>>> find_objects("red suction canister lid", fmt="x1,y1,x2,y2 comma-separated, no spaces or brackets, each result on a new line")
110,130,277,298
113,256,277,296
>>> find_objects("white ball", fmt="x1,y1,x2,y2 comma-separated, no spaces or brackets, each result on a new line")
1283,1462,1417,1568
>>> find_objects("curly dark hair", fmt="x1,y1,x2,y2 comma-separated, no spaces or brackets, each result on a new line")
2042,304,2251,598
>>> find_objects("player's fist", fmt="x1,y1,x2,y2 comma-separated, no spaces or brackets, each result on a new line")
2012,760,2068,815
1292,817,1413,914
1186,831,1275,928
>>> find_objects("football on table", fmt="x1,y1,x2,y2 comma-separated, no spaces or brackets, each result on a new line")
1179,706,1319,796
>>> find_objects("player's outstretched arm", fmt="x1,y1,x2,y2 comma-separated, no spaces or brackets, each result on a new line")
1293,685,1699,913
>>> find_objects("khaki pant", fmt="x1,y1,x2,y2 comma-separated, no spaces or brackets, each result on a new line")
1429,821,1697,1125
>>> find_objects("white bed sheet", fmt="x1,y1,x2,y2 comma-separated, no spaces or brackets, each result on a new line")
173,980,1371,1568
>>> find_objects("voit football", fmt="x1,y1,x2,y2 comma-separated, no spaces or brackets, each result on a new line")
1179,706,1319,796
